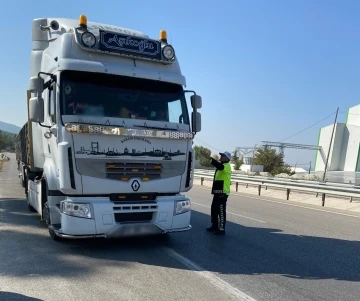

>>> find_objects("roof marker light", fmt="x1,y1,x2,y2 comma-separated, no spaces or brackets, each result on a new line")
159,30,167,42
79,15,87,28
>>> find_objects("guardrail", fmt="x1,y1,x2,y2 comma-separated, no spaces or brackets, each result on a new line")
193,171,360,206
194,169,360,189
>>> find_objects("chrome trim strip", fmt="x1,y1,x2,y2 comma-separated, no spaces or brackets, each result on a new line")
65,123,194,140
52,224,192,239
54,231,106,239
163,225,192,233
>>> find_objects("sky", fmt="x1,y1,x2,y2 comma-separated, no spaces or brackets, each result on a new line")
1,0,360,168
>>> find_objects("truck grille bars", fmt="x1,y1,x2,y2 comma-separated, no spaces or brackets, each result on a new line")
106,162,162,181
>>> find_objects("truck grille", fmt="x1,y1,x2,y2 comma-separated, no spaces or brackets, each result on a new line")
106,163,162,181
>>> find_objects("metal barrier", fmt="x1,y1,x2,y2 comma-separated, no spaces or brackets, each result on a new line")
193,172,360,206
194,169,360,189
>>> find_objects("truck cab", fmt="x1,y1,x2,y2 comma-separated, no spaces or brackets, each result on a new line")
18,15,202,240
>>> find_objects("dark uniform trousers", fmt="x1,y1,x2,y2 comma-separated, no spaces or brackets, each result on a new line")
211,194,228,230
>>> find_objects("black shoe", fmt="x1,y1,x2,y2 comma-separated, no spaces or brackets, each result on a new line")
214,229,225,235
206,226,217,232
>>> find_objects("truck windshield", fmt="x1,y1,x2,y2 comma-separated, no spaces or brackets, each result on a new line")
60,71,189,125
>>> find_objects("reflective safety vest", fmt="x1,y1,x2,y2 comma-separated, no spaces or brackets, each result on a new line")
212,162,231,196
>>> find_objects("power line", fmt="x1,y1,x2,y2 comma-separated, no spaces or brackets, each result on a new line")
194,137,223,152
280,111,336,142
194,110,338,154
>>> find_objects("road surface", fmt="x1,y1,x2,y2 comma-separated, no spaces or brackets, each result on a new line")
1,153,359,301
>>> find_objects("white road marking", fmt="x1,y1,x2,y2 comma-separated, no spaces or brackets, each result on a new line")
192,186,360,219
164,247,258,301
192,202,267,224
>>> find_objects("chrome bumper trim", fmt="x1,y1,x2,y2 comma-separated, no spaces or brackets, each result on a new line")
53,223,192,239
163,225,192,233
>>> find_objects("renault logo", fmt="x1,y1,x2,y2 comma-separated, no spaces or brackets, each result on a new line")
131,180,140,192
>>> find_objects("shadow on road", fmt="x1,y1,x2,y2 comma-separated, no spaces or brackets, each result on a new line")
1,196,359,284
0,292,43,301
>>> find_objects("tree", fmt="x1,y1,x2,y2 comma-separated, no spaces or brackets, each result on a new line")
194,145,213,168
253,147,293,175
272,164,293,175
234,158,244,170
232,149,243,170
0,131,3,150
232,150,239,162
0,130,16,152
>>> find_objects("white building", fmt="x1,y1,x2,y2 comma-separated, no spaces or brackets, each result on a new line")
315,104,360,172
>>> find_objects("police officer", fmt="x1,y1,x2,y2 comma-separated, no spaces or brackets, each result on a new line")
202,151,232,235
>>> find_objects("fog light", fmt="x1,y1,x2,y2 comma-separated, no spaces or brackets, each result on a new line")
174,199,191,215
61,201,92,219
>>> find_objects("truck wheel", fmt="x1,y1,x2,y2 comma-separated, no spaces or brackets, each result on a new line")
43,202,61,241
20,167,25,187
49,226,61,241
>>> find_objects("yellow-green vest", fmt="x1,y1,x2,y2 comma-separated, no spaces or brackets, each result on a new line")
212,162,231,195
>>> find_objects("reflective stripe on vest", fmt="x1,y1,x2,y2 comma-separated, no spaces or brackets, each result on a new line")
214,162,231,195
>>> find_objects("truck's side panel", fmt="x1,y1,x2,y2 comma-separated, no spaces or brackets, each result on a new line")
28,179,42,215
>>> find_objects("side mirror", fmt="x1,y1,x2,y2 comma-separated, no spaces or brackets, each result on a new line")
29,76,44,94
191,112,201,133
191,95,202,109
29,97,44,123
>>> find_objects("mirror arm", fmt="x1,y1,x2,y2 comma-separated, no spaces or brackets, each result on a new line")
38,72,56,83
37,72,56,93
38,121,52,129
184,90,196,96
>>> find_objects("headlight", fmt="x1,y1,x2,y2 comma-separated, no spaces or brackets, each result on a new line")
162,45,175,60
174,199,191,215
81,32,96,47
61,201,92,219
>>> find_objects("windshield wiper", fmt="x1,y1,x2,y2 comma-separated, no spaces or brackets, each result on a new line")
69,120,128,128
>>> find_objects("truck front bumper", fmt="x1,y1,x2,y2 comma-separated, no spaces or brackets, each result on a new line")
53,194,192,239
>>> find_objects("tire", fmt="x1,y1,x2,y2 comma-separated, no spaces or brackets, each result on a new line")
48,226,61,241
43,193,61,242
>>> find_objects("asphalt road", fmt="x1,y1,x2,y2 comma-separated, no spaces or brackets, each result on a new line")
1,153,359,301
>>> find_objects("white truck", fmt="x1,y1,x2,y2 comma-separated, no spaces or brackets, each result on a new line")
15,15,202,241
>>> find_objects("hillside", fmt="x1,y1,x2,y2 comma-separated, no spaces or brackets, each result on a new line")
0,121,21,134
0,130,16,152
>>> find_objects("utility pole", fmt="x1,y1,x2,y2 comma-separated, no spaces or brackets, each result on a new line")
322,107,339,181
309,161,311,174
